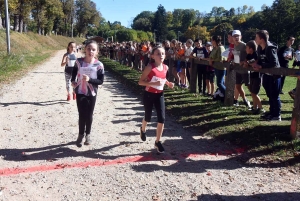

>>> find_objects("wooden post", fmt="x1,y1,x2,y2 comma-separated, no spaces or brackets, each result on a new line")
224,63,236,106
290,79,300,139
190,58,197,93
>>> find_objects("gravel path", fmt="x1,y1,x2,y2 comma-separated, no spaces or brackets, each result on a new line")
0,50,299,201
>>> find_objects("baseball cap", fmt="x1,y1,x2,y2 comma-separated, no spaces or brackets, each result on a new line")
206,42,212,46
232,30,241,36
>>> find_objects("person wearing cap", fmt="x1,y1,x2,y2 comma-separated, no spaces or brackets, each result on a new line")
232,30,251,108
251,30,282,121
204,42,215,96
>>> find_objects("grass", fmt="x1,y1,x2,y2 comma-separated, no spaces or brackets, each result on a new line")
101,57,300,167
0,30,85,87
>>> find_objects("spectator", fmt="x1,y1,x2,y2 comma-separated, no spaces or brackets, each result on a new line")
243,40,264,114
232,30,251,108
190,39,208,95
277,36,295,94
252,30,282,121
209,35,225,101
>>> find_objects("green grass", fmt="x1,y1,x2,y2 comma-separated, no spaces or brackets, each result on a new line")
0,30,85,87
101,57,300,166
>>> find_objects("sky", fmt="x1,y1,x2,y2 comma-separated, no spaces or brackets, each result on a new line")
94,0,275,28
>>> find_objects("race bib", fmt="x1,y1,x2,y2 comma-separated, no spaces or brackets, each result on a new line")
233,50,240,63
197,54,204,59
67,60,76,67
79,67,97,80
149,76,166,90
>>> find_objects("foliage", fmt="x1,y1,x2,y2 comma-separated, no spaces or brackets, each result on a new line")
116,29,138,42
184,26,210,42
210,22,233,38
153,4,168,42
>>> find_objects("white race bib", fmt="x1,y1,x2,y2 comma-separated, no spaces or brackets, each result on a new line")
68,60,76,67
233,50,240,63
79,67,97,80
197,54,204,59
149,76,166,90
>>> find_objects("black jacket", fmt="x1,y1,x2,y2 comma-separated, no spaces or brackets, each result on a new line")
257,41,280,68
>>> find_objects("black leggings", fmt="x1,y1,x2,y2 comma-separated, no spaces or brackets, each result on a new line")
76,94,97,135
143,91,165,123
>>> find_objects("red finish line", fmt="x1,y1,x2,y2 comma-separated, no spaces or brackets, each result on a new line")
0,148,246,177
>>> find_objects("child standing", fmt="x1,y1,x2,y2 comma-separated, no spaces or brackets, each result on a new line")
61,42,77,101
243,40,264,114
71,40,105,147
138,46,174,153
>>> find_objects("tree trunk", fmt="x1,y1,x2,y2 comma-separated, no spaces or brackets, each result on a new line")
23,23,27,32
0,12,3,29
18,15,23,33
13,14,19,31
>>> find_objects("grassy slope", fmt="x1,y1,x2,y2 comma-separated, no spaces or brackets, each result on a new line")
0,30,85,86
101,57,300,167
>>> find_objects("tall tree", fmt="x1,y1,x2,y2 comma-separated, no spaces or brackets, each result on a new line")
181,9,196,31
153,4,168,42
75,0,101,37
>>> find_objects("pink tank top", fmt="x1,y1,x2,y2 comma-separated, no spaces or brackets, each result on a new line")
145,63,168,93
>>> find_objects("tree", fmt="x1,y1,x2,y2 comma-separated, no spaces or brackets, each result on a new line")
241,5,248,14
261,0,296,45
75,0,101,37
131,18,152,31
172,9,184,28
181,9,196,31
153,4,168,42
210,22,233,45
261,4,267,11
116,29,137,41
131,11,154,31
184,25,210,41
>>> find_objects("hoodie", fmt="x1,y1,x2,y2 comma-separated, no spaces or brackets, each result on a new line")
257,41,280,69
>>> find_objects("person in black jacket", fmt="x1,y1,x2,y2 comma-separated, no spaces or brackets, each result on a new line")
251,30,282,121
277,36,295,94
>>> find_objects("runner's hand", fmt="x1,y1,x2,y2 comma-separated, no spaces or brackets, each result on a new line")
82,74,90,82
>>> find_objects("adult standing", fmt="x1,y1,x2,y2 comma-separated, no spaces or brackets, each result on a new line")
277,36,295,94
232,30,251,108
252,30,281,121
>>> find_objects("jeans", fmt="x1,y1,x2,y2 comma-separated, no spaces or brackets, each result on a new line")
215,69,226,94
262,74,281,117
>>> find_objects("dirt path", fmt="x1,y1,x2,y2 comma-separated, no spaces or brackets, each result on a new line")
0,50,299,200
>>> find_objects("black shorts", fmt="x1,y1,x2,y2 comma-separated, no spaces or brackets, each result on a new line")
236,72,250,86
186,62,191,68
180,61,187,69
206,71,215,83
293,60,300,67
249,77,261,95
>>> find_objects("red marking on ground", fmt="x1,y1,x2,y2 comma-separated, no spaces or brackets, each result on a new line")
0,147,246,177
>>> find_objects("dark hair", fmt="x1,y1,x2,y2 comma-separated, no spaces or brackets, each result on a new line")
67,42,75,52
246,40,257,51
211,35,222,46
227,30,233,36
256,30,269,42
151,45,164,55
287,36,295,41
194,39,202,43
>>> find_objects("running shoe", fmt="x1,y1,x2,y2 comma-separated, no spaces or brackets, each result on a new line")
154,141,165,153
140,127,146,141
